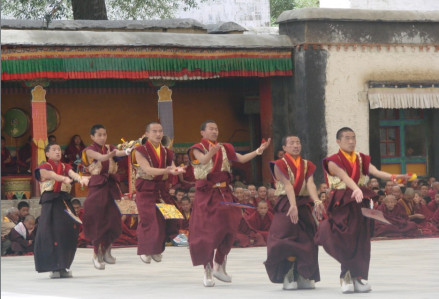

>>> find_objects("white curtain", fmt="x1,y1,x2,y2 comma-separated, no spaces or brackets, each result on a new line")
368,87,439,109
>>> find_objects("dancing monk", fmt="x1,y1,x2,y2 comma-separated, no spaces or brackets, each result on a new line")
265,135,323,290
188,120,270,287
314,127,408,293
34,143,89,278
82,124,132,270
133,122,184,264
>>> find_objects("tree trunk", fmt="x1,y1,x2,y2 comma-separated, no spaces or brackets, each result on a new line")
72,0,108,20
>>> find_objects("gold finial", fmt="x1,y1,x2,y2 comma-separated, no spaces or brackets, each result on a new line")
157,85,172,102
31,85,47,103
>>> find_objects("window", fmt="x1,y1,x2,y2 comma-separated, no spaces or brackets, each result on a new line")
380,127,400,157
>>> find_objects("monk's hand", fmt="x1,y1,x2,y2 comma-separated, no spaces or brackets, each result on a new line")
414,213,425,219
256,138,271,155
314,200,324,219
352,188,363,203
79,176,90,187
209,143,221,155
287,204,299,224
62,176,73,185
107,149,117,158
175,166,186,174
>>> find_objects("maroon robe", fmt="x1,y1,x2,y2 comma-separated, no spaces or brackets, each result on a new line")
82,143,121,252
427,200,439,213
314,151,376,280
188,139,241,266
134,142,178,255
265,156,320,283
34,160,79,272
114,215,138,246
179,210,191,234
246,211,273,242
374,203,419,237
76,209,91,248
179,164,196,191
234,213,266,247
10,224,35,254
412,203,438,235
1,147,17,174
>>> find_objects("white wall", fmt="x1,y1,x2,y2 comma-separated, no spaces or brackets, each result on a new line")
323,46,439,155
175,0,270,28
320,0,439,11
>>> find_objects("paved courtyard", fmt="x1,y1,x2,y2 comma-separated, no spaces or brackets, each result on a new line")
2,238,439,299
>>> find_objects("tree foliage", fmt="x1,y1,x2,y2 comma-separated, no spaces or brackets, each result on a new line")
270,0,319,24
1,0,201,21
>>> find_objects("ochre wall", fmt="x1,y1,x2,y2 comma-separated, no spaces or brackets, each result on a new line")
1,87,250,148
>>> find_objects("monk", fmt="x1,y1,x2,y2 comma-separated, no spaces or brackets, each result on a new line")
1,136,17,175
246,200,273,242
63,134,85,170
114,215,138,246
82,124,131,270
411,190,437,235
132,122,184,264
374,195,418,238
234,210,266,248
265,135,323,290
178,154,196,191
188,120,270,287
71,199,90,248
178,196,192,235
10,215,36,255
427,193,439,213
34,143,89,278
314,127,408,293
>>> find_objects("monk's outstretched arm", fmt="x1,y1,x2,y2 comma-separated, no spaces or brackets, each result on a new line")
328,161,364,203
235,138,271,164
369,164,408,181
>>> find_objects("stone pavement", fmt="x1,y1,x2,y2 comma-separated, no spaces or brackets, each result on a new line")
1,238,439,299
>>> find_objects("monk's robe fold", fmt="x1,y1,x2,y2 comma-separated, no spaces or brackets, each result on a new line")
374,203,418,237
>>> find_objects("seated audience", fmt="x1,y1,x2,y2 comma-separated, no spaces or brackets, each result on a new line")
114,215,138,246
1,207,19,255
374,195,418,238
173,188,186,209
178,154,195,192
17,201,30,222
234,210,266,248
420,184,432,204
9,215,36,254
427,193,439,213
63,134,85,170
246,200,273,242
178,197,192,235
1,136,17,175
411,190,438,235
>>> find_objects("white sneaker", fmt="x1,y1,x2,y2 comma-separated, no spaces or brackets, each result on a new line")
49,271,61,279
140,255,152,264
60,269,73,278
203,264,215,287
92,254,105,270
340,271,354,294
103,247,116,264
283,264,298,290
152,254,162,262
353,278,372,293
213,259,232,283
297,274,315,289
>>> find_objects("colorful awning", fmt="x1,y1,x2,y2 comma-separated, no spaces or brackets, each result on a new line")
1,46,293,81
